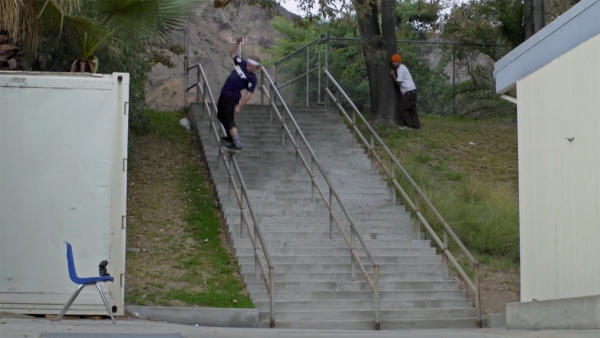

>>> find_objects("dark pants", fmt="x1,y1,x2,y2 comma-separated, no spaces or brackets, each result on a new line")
399,90,420,129
217,95,238,140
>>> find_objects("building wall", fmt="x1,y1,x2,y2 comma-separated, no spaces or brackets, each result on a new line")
516,33,600,302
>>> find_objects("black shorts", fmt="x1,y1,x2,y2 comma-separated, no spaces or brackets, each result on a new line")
217,95,238,131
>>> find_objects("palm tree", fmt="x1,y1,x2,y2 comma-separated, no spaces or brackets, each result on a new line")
66,0,201,73
1,0,202,73
0,0,80,70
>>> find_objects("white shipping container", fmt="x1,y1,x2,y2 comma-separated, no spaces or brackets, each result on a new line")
0,72,129,316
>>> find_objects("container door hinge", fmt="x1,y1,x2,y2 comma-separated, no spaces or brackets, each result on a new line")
123,158,127,172
121,215,126,229
124,102,129,115
120,273,125,287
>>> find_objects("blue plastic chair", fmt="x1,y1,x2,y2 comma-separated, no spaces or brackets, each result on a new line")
55,242,116,323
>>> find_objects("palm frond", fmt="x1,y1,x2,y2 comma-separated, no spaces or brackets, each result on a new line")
456,64,516,118
88,0,200,41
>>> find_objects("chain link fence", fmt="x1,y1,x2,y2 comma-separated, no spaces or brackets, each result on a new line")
272,37,509,117
144,28,189,112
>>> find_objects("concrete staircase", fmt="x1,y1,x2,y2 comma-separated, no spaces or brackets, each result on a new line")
189,103,478,330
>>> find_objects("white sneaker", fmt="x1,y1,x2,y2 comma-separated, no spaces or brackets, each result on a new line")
399,126,414,131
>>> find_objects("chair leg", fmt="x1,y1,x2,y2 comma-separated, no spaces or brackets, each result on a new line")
95,283,116,324
55,284,86,321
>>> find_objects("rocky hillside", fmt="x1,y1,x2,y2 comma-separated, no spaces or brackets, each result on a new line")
145,4,294,110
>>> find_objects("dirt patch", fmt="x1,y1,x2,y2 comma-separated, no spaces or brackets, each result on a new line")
460,265,520,317
479,267,520,315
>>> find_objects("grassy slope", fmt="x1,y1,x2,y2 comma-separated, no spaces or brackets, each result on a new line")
365,115,519,268
125,110,253,308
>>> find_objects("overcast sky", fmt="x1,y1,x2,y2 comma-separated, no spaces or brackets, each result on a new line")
280,0,299,14
279,0,315,15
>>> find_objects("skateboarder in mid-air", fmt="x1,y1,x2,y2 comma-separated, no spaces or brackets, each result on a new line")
217,37,261,153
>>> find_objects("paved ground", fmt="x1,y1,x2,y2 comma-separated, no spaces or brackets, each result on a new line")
1,317,599,338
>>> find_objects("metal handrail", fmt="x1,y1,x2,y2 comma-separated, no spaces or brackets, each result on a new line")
273,38,321,66
324,69,482,326
259,68,381,330
186,63,276,328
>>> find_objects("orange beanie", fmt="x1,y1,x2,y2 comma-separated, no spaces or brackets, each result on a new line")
391,54,401,62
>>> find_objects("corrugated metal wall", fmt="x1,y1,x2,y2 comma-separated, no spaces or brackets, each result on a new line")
516,33,600,302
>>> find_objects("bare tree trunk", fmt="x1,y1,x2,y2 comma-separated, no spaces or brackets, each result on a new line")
354,0,398,125
533,0,545,32
524,0,535,40
525,0,545,40
381,0,400,125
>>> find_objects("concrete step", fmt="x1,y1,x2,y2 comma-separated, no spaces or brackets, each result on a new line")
237,255,441,265
229,232,420,243
259,318,478,329
222,198,396,208
222,201,405,211
259,308,477,321
239,263,444,274
251,285,464,302
232,238,431,248
252,299,474,311
233,247,436,257
244,272,445,283
244,281,459,292
213,179,390,191
222,209,408,219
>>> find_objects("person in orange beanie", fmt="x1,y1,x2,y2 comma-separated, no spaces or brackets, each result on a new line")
390,53,420,130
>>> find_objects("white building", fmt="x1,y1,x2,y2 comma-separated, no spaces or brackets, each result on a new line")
494,0,600,329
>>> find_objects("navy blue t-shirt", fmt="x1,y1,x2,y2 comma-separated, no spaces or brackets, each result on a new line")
220,56,257,103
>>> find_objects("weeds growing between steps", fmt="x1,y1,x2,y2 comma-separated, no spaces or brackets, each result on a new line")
124,110,253,308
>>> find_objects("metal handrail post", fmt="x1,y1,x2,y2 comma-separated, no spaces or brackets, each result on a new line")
240,189,245,238
311,158,315,203
269,266,275,328
318,44,321,104
329,190,334,239
391,160,396,205
443,229,449,279
350,229,355,280
261,71,264,106
204,82,211,144
370,134,375,174
374,265,380,330
452,44,457,115
474,263,481,327
184,29,189,109
255,224,259,281
228,152,234,202
325,36,330,106
306,45,310,106
415,190,421,239
352,110,356,148
274,65,278,121
295,130,299,173
196,67,201,103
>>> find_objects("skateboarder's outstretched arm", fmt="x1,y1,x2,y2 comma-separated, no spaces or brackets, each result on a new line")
230,37,244,58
